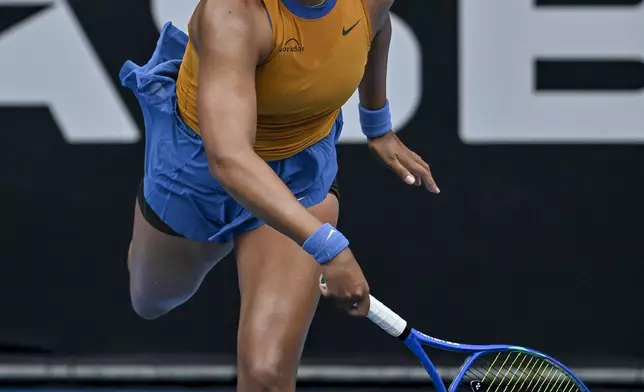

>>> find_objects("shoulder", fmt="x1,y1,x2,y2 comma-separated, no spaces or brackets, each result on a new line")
363,0,394,35
188,0,272,62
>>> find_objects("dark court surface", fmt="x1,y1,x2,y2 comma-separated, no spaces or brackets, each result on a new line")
0,389,630,391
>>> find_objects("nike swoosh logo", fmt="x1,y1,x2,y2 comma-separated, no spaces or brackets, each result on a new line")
327,229,336,240
342,20,361,36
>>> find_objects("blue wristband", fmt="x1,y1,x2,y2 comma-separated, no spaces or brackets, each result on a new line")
359,100,393,139
302,223,350,264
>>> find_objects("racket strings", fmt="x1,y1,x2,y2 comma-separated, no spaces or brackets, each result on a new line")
458,351,580,392
476,354,575,392
467,353,541,389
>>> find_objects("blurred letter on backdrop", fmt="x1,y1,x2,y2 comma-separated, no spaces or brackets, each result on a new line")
460,0,644,143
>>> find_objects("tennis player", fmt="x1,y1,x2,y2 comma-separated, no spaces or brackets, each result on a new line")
120,0,438,390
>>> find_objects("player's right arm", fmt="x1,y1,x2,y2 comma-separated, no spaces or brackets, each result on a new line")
194,0,321,243
194,0,369,315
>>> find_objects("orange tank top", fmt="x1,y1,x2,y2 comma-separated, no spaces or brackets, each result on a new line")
176,0,373,161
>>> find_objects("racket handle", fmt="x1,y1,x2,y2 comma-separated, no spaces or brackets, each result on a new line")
367,295,408,338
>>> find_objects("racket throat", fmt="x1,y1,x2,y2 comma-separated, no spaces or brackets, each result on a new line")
404,338,449,392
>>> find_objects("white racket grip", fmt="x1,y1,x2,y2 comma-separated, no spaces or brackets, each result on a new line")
367,295,408,338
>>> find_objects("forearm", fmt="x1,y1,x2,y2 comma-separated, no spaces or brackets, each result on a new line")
209,151,323,244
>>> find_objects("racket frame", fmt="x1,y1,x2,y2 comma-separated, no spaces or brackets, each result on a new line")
368,295,590,392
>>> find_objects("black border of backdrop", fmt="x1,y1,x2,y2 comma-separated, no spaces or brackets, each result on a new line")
1,0,643,376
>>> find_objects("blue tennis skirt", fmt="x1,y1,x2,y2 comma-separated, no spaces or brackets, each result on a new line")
119,22,342,243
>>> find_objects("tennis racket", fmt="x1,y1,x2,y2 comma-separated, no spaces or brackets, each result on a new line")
367,295,590,392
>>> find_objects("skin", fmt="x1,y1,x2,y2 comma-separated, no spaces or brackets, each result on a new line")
127,0,438,391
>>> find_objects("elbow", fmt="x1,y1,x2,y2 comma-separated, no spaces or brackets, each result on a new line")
206,150,248,182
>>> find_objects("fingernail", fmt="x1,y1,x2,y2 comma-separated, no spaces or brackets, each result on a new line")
405,175,415,185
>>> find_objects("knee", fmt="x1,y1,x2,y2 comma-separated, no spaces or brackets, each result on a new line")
129,290,171,321
238,355,292,392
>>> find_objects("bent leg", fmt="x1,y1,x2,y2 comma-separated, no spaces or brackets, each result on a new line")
234,195,339,392
128,200,233,320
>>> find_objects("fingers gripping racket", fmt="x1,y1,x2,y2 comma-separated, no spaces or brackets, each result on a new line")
367,295,590,392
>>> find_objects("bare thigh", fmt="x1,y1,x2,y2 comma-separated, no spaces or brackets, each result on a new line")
234,194,339,392
128,200,233,320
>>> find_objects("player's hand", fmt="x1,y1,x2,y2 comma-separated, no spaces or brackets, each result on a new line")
368,131,440,194
319,248,370,317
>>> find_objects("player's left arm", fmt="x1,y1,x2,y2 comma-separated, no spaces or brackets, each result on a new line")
358,12,439,193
